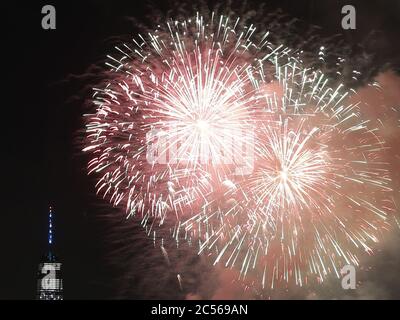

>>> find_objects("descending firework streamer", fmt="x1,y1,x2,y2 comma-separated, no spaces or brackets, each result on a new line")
186,55,397,288
83,12,397,289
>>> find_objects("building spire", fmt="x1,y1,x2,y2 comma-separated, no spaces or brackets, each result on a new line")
37,205,63,300
48,206,54,246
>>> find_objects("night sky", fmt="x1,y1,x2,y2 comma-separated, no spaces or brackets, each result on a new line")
2,0,399,299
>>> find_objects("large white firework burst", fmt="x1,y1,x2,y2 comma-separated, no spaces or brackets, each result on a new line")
84,14,267,226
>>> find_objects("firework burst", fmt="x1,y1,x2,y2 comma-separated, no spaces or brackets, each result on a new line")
84,14,268,226
186,60,396,288
83,12,397,290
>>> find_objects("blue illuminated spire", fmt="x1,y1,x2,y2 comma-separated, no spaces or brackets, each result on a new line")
48,206,54,246
38,205,63,300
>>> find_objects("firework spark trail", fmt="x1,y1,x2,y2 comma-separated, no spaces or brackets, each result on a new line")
83,13,398,289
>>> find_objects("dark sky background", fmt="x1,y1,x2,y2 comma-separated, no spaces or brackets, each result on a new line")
1,0,399,299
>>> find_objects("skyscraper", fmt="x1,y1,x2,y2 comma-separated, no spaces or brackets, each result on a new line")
36,206,63,300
